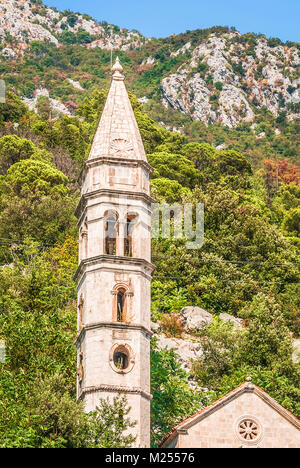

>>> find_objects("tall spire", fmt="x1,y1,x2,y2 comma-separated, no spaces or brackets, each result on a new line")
88,57,147,162
76,58,153,448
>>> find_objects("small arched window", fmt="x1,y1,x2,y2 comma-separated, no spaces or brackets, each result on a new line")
104,211,118,255
117,288,126,322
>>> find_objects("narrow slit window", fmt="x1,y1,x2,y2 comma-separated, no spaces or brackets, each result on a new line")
124,217,132,257
117,289,125,322
78,352,84,384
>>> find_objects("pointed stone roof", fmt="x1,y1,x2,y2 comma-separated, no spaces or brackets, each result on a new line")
88,57,147,162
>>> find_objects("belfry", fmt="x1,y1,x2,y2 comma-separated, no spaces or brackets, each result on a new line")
75,58,154,447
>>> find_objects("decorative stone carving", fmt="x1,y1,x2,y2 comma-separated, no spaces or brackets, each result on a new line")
236,415,262,444
238,419,259,441
110,138,133,156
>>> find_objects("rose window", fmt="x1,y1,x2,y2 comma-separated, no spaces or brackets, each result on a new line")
238,419,259,441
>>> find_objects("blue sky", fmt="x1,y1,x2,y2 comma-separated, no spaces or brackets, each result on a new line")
45,0,299,42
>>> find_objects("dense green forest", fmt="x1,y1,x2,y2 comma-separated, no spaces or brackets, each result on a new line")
0,71,299,446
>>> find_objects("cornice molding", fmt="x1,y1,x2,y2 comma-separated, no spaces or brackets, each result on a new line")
75,188,156,220
74,254,155,282
75,321,153,345
78,383,152,401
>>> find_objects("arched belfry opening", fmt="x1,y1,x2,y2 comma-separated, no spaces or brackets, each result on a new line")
104,210,118,255
124,214,138,257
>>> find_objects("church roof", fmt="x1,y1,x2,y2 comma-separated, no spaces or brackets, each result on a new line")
159,378,300,447
88,57,147,162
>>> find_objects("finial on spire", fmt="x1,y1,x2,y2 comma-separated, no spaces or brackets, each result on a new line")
111,57,124,81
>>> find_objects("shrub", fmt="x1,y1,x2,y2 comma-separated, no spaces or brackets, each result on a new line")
159,314,184,338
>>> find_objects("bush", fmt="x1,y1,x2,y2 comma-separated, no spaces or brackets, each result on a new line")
0,135,52,174
66,14,78,28
59,31,77,45
148,151,202,188
215,81,223,91
159,313,184,337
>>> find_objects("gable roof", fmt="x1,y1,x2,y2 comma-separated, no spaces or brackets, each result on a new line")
160,378,300,447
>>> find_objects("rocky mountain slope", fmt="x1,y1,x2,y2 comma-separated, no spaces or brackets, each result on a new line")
161,33,300,127
0,0,144,52
0,0,299,129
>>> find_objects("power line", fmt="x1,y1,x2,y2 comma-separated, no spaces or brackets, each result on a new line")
0,239,299,268
151,255,300,268
152,274,300,286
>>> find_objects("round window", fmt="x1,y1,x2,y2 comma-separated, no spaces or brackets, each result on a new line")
236,416,262,445
238,419,259,441
110,344,135,374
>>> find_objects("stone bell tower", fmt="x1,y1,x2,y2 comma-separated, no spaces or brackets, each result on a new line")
75,58,154,447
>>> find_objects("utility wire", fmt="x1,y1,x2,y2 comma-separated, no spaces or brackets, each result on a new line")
151,255,300,268
152,274,300,286
0,239,299,268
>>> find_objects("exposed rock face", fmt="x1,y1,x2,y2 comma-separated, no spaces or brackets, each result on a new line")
218,84,255,127
0,0,144,52
67,79,84,91
181,306,213,332
171,42,191,57
219,313,243,329
22,87,71,117
161,32,300,127
138,96,150,105
292,339,300,364
141,56,155,66
0,0,59,46
155,333,203,372
151,321,161,334
153,309,243,374
1,47,16,60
